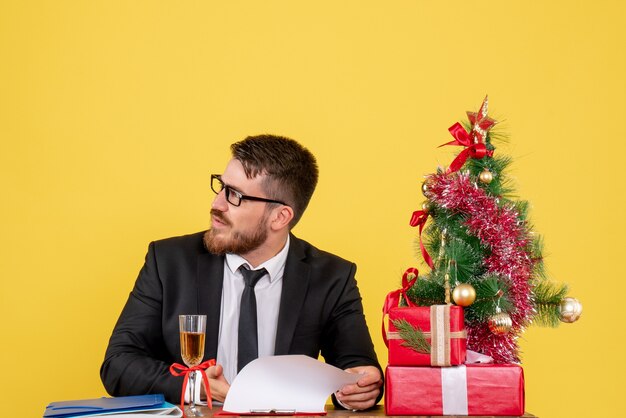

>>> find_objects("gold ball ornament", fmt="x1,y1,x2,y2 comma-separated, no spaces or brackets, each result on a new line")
421,181,430,196
488,312,513,335
452,283,476,307
478,169,493,184
559,297,583,323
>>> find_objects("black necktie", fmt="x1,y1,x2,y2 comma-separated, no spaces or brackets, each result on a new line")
238,266,267,373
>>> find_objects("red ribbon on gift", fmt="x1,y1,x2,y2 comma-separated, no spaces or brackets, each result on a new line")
170,359,215,415
382,267,419,346
439,122,494,174
409,210,434,269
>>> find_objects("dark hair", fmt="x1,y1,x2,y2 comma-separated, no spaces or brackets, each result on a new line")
231,134,319,228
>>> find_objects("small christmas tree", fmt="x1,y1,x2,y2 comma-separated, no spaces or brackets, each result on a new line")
405,96,581,363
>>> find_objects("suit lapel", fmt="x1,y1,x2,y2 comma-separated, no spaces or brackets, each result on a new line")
274,235,311,355
197,252,224,360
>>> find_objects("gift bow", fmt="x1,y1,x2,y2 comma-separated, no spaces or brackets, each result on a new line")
409,210,434,269
382,268,419,346
169,359,215,414
439,96,496,174
440,122,494,174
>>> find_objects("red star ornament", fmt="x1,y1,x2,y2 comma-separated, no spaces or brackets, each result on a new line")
467,95,497,143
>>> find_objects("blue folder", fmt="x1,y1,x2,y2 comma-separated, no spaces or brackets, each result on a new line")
44,394,175,417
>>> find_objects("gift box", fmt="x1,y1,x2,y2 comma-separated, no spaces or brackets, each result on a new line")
385,364,525,416
386,304,467,366
383,268,467,366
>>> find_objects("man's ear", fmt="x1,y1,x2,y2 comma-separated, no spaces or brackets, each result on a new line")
270,205,294,231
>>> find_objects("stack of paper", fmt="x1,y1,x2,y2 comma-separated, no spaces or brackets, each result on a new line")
44,394,182,418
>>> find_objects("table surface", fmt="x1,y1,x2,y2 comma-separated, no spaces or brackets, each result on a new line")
193,405,536,418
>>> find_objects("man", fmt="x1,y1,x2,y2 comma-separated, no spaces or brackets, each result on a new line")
101,134,382,410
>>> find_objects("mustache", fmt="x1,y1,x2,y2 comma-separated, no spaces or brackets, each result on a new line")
211,209,232,226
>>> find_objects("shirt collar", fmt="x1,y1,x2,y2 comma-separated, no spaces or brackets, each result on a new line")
225,235,290,283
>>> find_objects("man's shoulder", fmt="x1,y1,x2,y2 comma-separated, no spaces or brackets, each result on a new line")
290,234,354,268
150,231,208,254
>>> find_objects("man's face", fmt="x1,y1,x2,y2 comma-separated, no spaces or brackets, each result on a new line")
204,159,272,256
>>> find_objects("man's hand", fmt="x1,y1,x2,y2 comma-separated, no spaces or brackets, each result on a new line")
335,365,382,410
200,363,230,403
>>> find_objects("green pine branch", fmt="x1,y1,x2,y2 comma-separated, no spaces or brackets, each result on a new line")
528,234,547,280
464,275,513,324
513,200,530,222
467,154,515,198
391,318,431,354
445,238,483,282
532,280,569,327
406,273,446,306
423,213,484,266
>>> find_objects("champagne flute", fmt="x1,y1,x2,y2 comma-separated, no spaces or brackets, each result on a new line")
179,314,207,417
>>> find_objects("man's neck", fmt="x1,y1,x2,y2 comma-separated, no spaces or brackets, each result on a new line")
240,232,289,269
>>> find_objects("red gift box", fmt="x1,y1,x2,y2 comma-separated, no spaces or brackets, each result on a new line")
385,364,525,416
383,269,467,366
386,304,467,366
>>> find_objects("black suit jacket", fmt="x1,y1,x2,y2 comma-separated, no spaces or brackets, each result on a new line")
101,231,381,403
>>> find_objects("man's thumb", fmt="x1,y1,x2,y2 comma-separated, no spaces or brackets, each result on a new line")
206,364,223,378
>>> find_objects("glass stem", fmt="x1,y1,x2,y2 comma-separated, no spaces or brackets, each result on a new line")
189,371,196,411
188,371,203,416
189,371,196,413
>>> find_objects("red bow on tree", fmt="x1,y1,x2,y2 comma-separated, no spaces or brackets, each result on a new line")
170,359,216,415
410,209,434,268
440,95,496,173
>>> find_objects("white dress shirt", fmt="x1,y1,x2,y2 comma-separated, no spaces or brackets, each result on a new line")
217,236,290,384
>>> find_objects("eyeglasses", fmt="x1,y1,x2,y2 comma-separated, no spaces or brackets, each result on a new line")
211,174,288,207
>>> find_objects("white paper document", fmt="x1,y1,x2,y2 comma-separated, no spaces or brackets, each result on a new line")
222,355,363,414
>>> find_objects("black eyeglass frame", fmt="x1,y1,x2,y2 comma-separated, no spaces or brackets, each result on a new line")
211,174,288,207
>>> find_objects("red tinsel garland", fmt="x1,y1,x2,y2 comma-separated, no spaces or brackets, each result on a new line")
427,171,536,363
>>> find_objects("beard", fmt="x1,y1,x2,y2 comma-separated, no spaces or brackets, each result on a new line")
203,209,269,256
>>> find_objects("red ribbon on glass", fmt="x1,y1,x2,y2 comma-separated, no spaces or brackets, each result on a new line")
439,122,494,174
382,267,419,346
169,359,215,414
410,210,434,269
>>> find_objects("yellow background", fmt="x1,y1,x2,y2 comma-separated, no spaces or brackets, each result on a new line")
1,1,624,417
